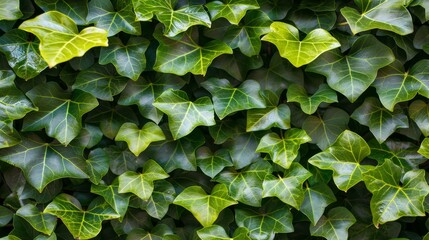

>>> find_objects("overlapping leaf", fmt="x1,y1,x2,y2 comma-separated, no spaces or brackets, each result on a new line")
205,0,259,25
309,207,356,240
258,0,291,20
409,100,429,137
224,131,262,169
197,225,251,240
196,147,233,178
91,179,130,219
0,121,20,149
287,83,337,114
0,0,22,20
211,52,263,81
16,204,57,235
140,180,176,219
86,148,109,184
290,9,337,34
300,183,336,225
35,0,88,25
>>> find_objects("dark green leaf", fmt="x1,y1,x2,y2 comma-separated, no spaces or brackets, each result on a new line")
211,52,263,81
86,148,110,184
16,203,57,235
91,179,131,219
224,132,262,169
140,180,176,219
0,206,13,227
105,145,144,175
73,123,103,148
35,0,88,25
196,147,233,178
298,0,337,12
290,9,337,34
300,183,336,225
287,83,337,115
258,0,292,20
0,121,21,149
309,207,356,240
206,0,260,25
409,100,429,137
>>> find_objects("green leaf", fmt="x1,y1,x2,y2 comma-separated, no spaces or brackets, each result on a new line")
261,22,340,67
197,225,251,240
0,206,13,227
351,97,409,143
298,0,337,11
409,100,429,137
91,179,131,219
173,184,237,227
300,183,337,225
363,159,429,226
0,0,22,20
290,9,337,34
23,82,98,145
0,134,88,192
86,148,110,184
140,180,176,219
44,194,120,239
73,64,129,101
411,0,429,22
306,35,395,102
256,129,311,169
35,0,88,25
99,37,149,80
373,59,429,111
287,83,337,115
104,145,144,175
115,122,166,156
308,130,373,191
206,0,259,25
201,78,266,119
302,108,349,150
118,159,169,200
0,29,48,80
262,163,311,209
87,0,141,36
225,132,262,169
153,89,215,140
0,121,20,149
419,138,429,159
196,147,233,178
340,0,413,35
211,52,263,81
19,11,108,67
16,204,57,235
258,0,292,20
73,123,103,148
309,207,356,240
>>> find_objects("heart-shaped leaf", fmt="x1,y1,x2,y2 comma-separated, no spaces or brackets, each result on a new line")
287,83,337,114
35,0,88,25
140,180,176,219
409,100,429,137
307,35,395,102
262,22,340,67
91,179,131,219
206,0,259,25
19,11,108,67
16,204,57,235
300,183,336,225
309,207,356,240
0,0,22,20
196,147,233,178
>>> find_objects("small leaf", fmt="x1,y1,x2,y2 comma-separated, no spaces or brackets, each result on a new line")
196,147,233,178
140,180,176,219
309,207,356,240
173,184,237,227
86,148,110,184
409,100,429,137
35,0,88,25
262,22,340,67
206,0,259,25
0,0,22,20
287,84,337,114
16,204,57,235
258,0,292,20
197,225,251,240
91,179,131,219
290,9,337,34
300,183,336,225
19,11,108,67
225,131,262,169
0,206,13,227
0,121,20,149
418,138,429,159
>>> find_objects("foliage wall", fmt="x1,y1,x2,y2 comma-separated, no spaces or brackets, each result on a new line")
1,0,429,239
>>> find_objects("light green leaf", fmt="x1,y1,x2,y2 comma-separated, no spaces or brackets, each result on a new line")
308,130,373,191
0,0,22,20
418,138,429,159
118,160,169,200
340,0,413,35
206,0,260,25
287,83,337,115
351,97,409,143
196,147,233,178
23,82,98,145
300,183,336,225
202,78,266,119
363,159,429,226
99,37,149,80
44,194,120,239
0,134,88,192
19,11,108,67
0,121,20,149
87,0,141,36
373,59,429,111
309,207,356,240
409,100,429,137
115,122,165,156
35,0,88,25
256,129,311,169
173,184,237,227
16,204,57,235
262,22,340,67
153,89,215,140
306,35,395,102
140,180,176,219
86,148,109,184
91,179,131,219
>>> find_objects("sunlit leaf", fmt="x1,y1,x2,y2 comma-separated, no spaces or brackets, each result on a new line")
0,0,22,20
16,204,57,235
287,83,337,114
309,207,356,240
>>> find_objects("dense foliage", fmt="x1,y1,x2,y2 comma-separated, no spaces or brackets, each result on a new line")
1,0,429,239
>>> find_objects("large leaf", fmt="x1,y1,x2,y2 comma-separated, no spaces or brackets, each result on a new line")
173,184,237,227
300,183,336,225
153,89,215,140
351,97,409,143
0,0,23,20
44,194,120,239
201,78,266,119
23,82,98,145
308,130,373,191
256,129,311,169
261,22,340,67
309,207,356,240
35,0,88,25
19,11,108,67
340,0,413,35
363,159,429,226
287,83,337,115
306,35,395,102
409,100,429,137
16,204,57,235
91,179,130,219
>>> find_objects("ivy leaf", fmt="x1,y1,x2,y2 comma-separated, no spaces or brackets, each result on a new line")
287,84,337,115
87,0,141,36
86,148,110,184
340,0,413,35
35,0,88,25
0,134,88,192
0,0,22,20
256,129,311,169
197,225,251,240
211,52,263,81
306,35,395,102
302,108,349,150
0,121,20,149
225,132,262,169
153,89,216,140
44,194,120,239
262,163,312,209
154,26,232,75
173,184,238,227
99,37,149,81
206,0,259,25
201,78,266,119
309,207,356,240
373,59,429,111
411,0,429,22
0,206,13,227
261,22,340,67
91,179,131,219
23,82,98,145
351,97,409,143
104,145,144,175
409,100,429,137
73,64,129,101
140,180,176,219
19,11,108,67
258,0,292,20
290,9,337,34
115,122,166,156
118,159,169,200
363,159,429,226
0,29,48,80
16,204,57,235
309,130,372,192
196,147,233,178
418,138,429,159
300,183,337,225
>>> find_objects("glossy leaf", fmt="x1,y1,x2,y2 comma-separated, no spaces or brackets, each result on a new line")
0,121,20,149
418,138,429,159
224,131,262,169
258,0,292,20
0,0,22,20
290,9,337,34
300,183,336,225
105,145,144,175
140,180,176,219
211,52,263,81
196,147,233,178
206,0,259,25
91,179,130,219
309,207,356,240
409,100,429,137
16,204,57,235
197,225,251,240
307,35,395,102
287,83,337,114
19,11,108,67
0,206,13,227
86,148,110,184
262,22,340,67
35,0,88,25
